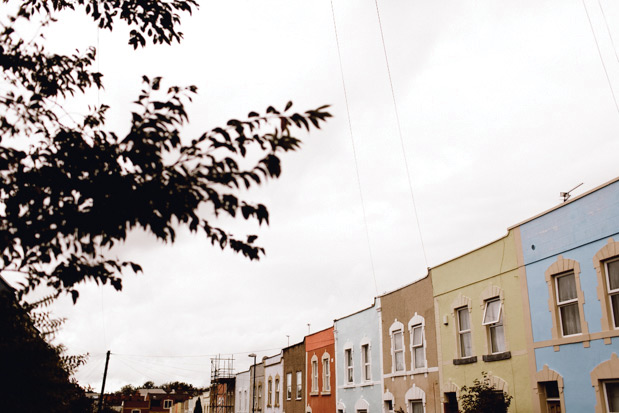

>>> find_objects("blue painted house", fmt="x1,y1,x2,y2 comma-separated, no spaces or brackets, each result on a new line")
334,301,383,413
518,177,619,413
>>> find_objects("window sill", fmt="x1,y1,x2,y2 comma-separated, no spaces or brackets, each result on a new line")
320,390,331,396
360,381,374,387
343,383,355,389
453,356,477,365
309,391,319,397
482,351,511,362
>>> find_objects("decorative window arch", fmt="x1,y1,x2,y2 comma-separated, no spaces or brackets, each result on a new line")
535,364,565,413
408,313,427,372
390,320,406,373
337,401,346,413
545,255,588,341
594,238,619,337
591,353,619,413
383,389,394,413
405,384,426,413
355,397,370,412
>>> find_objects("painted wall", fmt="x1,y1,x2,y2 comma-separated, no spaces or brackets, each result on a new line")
519,178,619,412
432,229,534,412
264,352,284,413
235,371,250,413
283,341,306,413
334,302,382,413
379,275,440,413
249,361,265,412
305,327,335,413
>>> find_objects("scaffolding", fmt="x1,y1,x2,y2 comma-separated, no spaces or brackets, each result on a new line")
209,355,235,413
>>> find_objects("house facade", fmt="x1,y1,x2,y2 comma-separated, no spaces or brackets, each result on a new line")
264,352,284,413
518,177,619,412
235,370,250,413
432,229,534,412
379,275,440,413
250,360,265,412
283,341,306,413
334,301,382,413
306,327,336,413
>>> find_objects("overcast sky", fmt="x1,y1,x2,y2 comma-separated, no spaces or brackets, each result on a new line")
4,0,619,392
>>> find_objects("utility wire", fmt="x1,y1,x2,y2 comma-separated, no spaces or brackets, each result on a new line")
596,0,619,63
373,0,428,268
329,0,379,296
581,0,619,116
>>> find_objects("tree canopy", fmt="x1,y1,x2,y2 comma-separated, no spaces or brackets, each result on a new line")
0,0,331,302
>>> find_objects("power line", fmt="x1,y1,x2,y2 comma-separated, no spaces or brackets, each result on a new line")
329,0,379,296
372,0,429,268
581,0,619,116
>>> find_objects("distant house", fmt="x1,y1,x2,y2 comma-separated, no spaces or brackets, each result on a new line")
249,359,265,412
379,275,439,413
235,370,250,413
282,340,305,413
334,301,382,413
518,177,619,412
432,227,535,412
264,352,283,413
305,327,335,413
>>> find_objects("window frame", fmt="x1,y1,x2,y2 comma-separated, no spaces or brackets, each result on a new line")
275,377,280,407
163,399,173,409
457,306,473,358
322,353,331,393
392,329,405,372
606,258,619,329
545,256,589,343
411,323,426,370
296,370,302,400
482,298,506,354
311,356,318,394
409,399,424,413
344,347,354,384
286,372,292,400
605,380,619,413
267,377,272,407
554,271,582,337
361,343,371,381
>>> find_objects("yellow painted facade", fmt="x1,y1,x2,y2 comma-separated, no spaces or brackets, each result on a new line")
431,228,534,412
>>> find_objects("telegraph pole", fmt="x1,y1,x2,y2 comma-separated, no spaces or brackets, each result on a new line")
98,350,111,413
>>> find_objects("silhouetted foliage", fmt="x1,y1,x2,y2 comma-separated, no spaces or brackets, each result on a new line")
459,372,513,413
0,1,331,302
0,290,93,411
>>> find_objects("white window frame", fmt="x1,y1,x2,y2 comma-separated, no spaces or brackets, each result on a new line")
275,377,280,407
286,372,292,400
389,321,406,373
163,399,173,409
411,324,426,369
604,380,619,413
257,383,262,410
482,298,505,354
267,377,272,407
322,353,331,393
606,258,619,329
311,356,318,393
296,370,302,399
555,272,582,337
344,347,354,384
361,342,371,381
457,306,473,358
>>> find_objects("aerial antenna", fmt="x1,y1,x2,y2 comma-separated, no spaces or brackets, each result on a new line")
560,183,583,202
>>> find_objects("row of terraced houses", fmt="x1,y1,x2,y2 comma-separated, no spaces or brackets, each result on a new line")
229,176,619,413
